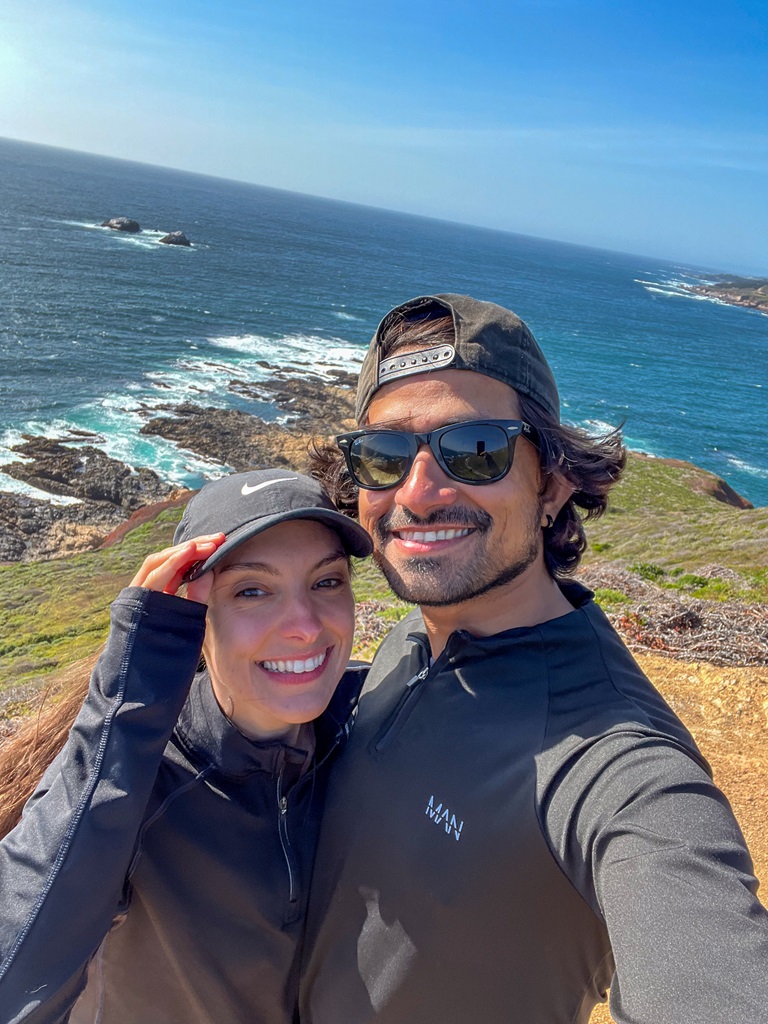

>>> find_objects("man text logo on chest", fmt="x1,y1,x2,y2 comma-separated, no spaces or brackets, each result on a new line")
426,795,464,841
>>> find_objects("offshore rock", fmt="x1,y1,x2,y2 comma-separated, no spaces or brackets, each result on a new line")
1,437,172,511
101,217,141,233
158,231,191,246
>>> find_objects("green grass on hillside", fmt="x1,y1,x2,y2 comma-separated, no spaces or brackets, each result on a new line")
583,455,768,582
0,512,180,696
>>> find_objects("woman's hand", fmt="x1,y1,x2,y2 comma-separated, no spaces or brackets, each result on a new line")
130,534,226,605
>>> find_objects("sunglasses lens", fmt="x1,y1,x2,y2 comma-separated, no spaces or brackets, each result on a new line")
349,433,412,488
439,424,511,482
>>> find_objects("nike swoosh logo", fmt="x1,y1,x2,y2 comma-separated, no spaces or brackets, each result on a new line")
241,477,298,496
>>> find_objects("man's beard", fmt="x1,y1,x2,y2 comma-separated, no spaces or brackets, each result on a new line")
372,504,542,608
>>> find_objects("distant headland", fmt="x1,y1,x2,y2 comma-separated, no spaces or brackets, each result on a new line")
679,275,768,314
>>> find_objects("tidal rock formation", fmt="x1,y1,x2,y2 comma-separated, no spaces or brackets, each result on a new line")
140,368,358,473
101,217,141,233
229,369,357,434
140,406,304,473
1,437,172,511
679,277,768,314
0,365,358,562
158,231,191,246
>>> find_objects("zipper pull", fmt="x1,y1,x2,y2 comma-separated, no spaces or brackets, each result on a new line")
407,666,430,687
372,664,430,754
279,795,288,815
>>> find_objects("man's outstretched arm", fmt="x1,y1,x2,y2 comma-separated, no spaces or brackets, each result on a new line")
547,733,768,1024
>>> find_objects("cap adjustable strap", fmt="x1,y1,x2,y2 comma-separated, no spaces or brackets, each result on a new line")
378,345,456,386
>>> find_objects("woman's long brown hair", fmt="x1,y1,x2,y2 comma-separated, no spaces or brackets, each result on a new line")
0,658,94,839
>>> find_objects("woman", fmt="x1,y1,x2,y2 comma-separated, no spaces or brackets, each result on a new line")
0,469,372,1024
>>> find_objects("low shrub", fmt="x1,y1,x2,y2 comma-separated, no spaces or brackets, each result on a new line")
628,562,666,581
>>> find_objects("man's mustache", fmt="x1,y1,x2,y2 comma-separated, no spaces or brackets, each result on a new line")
374,506,492,540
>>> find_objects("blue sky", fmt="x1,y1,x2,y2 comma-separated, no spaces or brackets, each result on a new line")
2,0,767,273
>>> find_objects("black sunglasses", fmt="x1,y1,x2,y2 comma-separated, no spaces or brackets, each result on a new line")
336,419,539,490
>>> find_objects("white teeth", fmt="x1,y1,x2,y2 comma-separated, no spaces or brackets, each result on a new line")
400,528,471,543
262,651,328,674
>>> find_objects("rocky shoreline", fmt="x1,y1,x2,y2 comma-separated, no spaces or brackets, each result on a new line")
679,276,768,314
0,360,759,565
0,365,358,563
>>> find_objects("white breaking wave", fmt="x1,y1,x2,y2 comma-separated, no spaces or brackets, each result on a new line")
582,418,619,435
206,332,364,379
93,400,231,483
722,455,768,480
634,275,761,312
144,356,254,399
60,219,106,231
648,285,728,305
0,471,82,504
1,406,229,495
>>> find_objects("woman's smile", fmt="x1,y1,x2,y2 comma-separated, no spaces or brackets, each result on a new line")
260,647,331,680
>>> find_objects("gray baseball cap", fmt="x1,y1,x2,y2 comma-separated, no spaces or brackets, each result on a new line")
174,469,372,580
355,293,560,423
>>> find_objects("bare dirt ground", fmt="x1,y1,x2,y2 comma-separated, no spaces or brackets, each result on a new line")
588,653,768,1023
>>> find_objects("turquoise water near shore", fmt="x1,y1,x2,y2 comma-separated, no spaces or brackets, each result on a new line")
1,137,766,506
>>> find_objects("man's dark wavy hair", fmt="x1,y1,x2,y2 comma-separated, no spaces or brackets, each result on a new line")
310,307,626,579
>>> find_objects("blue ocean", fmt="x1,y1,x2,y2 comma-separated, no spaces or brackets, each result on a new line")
1,136,766,507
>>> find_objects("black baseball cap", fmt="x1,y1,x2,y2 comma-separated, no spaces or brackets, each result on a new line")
355,293,560,423
174,469,373,581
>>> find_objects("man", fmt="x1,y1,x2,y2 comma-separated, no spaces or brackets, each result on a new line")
302,294,768,1024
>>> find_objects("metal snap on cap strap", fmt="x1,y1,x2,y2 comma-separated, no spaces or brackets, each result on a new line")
377,344,456,386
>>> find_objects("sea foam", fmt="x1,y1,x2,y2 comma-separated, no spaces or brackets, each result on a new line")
634,275,740,309
0,428,85,504
722,455,768,480
0,471,83,504
206,332,364,379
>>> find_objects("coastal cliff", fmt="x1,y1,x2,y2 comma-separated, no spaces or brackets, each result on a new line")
680,275,768,314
